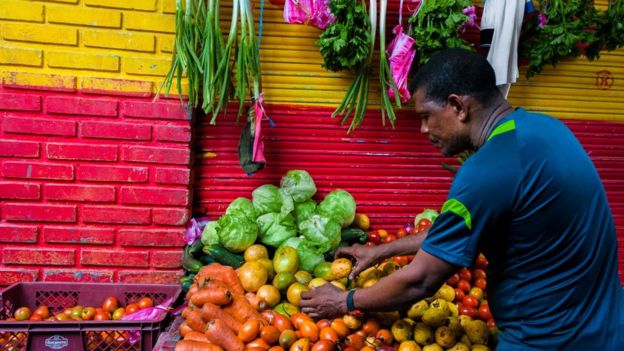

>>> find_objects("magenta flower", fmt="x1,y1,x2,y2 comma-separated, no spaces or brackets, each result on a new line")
461,6,478,32
538,13,549,29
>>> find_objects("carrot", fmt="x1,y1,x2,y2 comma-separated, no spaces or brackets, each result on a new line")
223,293,261,323
204,319,244,351
185,310,207,333
195,264,244,296
190,287,232,306
200,303,242,332
245,292,267,311
179,321,193,338
175,340,224,351
186,283,200,300
184,331,211,343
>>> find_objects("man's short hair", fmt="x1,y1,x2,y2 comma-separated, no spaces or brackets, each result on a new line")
408,48,499,106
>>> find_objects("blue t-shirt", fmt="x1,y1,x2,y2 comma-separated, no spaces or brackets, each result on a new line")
421,109,624,350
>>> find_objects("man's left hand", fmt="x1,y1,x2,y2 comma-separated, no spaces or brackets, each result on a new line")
298,283,348,319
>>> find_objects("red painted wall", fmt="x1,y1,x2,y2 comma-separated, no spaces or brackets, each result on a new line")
0,84,192,287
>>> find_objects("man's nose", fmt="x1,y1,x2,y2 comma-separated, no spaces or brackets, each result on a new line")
420,120,429,134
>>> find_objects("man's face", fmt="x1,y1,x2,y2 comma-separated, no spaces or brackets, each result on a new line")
412,89,472,157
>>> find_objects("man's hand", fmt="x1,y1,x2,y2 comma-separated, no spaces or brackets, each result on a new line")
299,283,348,320
335,244,379,280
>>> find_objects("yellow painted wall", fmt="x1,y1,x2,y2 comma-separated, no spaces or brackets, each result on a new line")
0,0,622,121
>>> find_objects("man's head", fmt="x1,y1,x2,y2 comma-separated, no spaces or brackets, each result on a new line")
409,48,500,156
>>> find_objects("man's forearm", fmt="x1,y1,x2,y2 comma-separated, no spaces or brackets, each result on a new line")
375,230,427,259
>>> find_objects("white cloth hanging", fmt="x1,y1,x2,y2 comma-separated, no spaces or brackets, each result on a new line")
481,0,525,97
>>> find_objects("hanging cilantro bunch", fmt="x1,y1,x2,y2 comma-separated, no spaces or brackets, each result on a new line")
584,0,624,60
316,0,371,72
408,0,474,67
520,0,601,78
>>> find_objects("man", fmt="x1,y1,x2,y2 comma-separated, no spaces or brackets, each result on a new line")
299,48,624,350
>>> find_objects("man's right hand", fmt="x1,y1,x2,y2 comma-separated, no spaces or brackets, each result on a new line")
335,244,380,280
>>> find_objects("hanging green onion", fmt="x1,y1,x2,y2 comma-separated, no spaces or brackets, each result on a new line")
332,0,375,133
378,0,401,127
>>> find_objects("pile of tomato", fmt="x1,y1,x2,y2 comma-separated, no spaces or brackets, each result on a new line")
365,218,433,267
1,295,155,322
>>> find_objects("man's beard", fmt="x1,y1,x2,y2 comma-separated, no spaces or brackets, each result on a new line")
442,133,474,157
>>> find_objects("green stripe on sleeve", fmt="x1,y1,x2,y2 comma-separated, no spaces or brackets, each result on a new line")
441,198,472,230
487,120,516,141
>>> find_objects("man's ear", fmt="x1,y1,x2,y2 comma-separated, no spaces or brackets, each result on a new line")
447,94,469,122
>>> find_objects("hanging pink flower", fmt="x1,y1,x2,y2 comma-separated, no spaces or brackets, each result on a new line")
538,12,549,29
461,6,478,32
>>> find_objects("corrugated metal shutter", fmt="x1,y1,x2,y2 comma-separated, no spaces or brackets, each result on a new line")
197,1,624,281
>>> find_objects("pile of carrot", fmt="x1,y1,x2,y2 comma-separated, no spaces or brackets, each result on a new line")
175,263,265,351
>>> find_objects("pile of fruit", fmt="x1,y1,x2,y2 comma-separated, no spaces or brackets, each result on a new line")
177,230,497,351
0,295,154,322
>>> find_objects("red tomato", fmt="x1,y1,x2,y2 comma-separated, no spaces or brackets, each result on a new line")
459,305,477,318
472,268,487,280
474,278,487,290
478,303,493,321
102,296,119,313
125,303,139,315
137,297,154,309
457,279,471,293
311,340,335,351
392,256,409,266
459,268,472,282
469,287,484,301
475,254,488,270
463,295,479,308
367,231,381,245
382,234,397,243
33,306,50,319
396,228,408,239
487,318,497,329
447,273,460,286
454,288,465,302
408,227,419,235
416,218,432,229
364,241,376,247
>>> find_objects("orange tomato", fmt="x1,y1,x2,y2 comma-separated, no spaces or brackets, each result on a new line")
330,318,349,337
137,297,154,309
102,296,119,313
272,313,293,332
261,310,275,324
125,303,139,315
361,318,380,337
290,313,312,329
247,348,267,351
311,340,335,351
279,329,297,349
360,346,376,351
344,333,364,350
268,347,285,351
299,320,319,342
81,307,96,320
396,228,408,238
94,311,111,321
289,338,310,351
318,327,338,342
375,329,393,345
33,306,50,319
29,314,43,321
247,338,271,351
260,325,281,345
316,319,330,330
239,319,262,343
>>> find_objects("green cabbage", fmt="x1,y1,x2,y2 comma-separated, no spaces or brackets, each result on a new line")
298,214,341,253
256,213,297,247
252,184,283,216
279,237,324,273
318,189,356,228
226,197,257,220
200,221,220,246
280,170,317,203
217,214,258,253
279,188,295,217
294,200,317,224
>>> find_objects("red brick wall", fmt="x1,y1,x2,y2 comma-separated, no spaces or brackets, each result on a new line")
0,84,192,288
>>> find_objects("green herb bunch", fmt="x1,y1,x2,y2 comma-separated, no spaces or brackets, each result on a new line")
408,0,474,67
316,0,372,72
520,0,601,78
584,0,624,60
